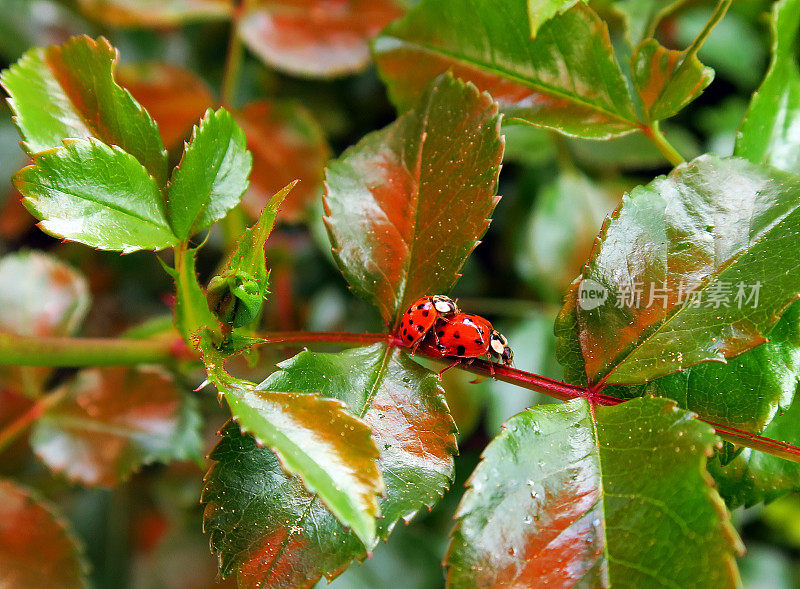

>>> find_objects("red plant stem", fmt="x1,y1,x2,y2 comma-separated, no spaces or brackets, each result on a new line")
451,357,800,464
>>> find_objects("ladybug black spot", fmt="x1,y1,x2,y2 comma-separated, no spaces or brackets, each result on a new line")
416,325,424,333
453,332,460,339
408,319,414,325
405,334,413,342
474,339,482,345
417,304,425,310
437,330,445,337
456,345,466,356
422,310,430,317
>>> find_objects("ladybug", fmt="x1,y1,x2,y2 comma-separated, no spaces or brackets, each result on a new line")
419,313,514,377
398,295,459,351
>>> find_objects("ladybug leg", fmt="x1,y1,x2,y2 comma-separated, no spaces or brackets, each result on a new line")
437,359,461,381
484,354,496,378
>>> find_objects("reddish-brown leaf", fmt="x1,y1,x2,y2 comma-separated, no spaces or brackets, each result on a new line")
324,74,503,326
239,0,405,78
0,251,90,397
0,479,89,588
77,0,233,27
31,367,202,487
117,62,214,148
236,101,330,222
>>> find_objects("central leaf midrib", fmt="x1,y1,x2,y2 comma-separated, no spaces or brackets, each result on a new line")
383,36,639,128
31,181,174,235
599,193,800,384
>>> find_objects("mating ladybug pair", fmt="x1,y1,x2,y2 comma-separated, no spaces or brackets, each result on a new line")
398,295,514,373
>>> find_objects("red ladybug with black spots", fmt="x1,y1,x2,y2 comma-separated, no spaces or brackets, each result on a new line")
397,295,459,352
419,312,514,376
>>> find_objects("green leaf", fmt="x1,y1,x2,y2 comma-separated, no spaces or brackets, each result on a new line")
446,397,742,588
167,245,221,344
202,344,456,586
166,108,252,239
563,300,800,433
207,181,296,329
556,155,800,386
709,380,800,508
239,0,404,78
735,0,800,173
13,138,178,252
77,0,233,27
0,479,89,588
201,343,383,550
324,74,502,326
527,0,585,38
373,1,640,139
0,35,167,185
516,171,618,302
31,367,202,487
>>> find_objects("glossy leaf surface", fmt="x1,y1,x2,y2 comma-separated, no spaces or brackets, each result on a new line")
735,0,800,173
239,0,404,78
324,75,502,326
203,344,456,587
0,479,89,588
559,155,800,386
446,398,742,588
595,301,800,432
632,37,714,123
202,341,383,549
117,62,214,148
77,0,233,27
31,367,202,487
373,1,639,138
237,101,330,223
166,108,252,239
14,138,178,252
709,384,800,508
1,36,167,184
527,0,585,38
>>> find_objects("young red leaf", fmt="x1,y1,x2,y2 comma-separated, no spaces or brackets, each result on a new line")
558,155,800,386
237,101,330,223
446,398,742,588
117,62,214,148
202,344,457,587
77,0,233,27
238,0,404,78
631,1,728,123
0,480,89,588
373,0,639,139
324,74,503,326
30,366,203,487
0,251,89,397
1,35,168,185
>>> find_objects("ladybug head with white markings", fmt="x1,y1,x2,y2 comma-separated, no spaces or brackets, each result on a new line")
489,329,513,366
